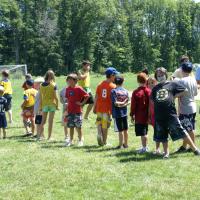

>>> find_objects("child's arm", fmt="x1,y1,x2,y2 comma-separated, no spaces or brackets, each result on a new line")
130,92,135,122
54,90,59,110
93,95,97,114
77,70,87,80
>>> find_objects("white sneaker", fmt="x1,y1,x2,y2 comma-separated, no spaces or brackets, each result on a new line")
65,136,70,143
78,140,84,147
65,140,72,147
137,147,149,154
163,152,169,159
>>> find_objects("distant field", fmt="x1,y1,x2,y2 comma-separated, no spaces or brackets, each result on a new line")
0,74,200,200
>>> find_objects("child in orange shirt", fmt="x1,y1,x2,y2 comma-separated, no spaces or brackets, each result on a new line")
93,67,119,146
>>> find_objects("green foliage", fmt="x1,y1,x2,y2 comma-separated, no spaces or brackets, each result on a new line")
0,0,200,74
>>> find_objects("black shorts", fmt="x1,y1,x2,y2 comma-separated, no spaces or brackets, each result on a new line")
85,93,94,104
3,94,12,111
0,113,7,128
179,113,196,132
114,116,128,132
154,116,187,143
135,124,148,136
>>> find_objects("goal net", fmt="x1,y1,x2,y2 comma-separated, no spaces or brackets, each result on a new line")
0,64,27,79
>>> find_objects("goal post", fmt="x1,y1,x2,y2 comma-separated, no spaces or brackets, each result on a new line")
0,64,28,79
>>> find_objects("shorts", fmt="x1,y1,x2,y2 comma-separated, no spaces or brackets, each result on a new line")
154,116,187,143
22,106,34,120
35,115,42,125
67,113,82,128
42,105,56,113
135,124,148,136
179,113,196,132
0,113,7,128
3,94,12,111
114,116,128,132
96,112,111,129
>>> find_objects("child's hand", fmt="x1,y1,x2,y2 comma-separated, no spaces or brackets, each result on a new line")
76,101,82,106
131,116,135,124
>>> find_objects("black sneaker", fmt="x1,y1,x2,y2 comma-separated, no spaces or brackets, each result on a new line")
123,144,129,149
186,148,193,153
194,149,200,156
175,146,187,153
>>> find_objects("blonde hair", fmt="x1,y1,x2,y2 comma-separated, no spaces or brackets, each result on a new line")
44,70,55,82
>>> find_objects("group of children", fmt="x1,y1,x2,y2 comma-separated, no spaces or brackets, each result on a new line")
0,57,200,159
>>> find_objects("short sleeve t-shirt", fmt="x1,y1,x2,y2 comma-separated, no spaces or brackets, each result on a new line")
24,88,38,108
178,77,197,114
195,66,200,81
96,81,116,114
151,81,186,120
0,79,12,95
111,87,129,118
130,86,151,124
65,86,89,114
0,97,7,114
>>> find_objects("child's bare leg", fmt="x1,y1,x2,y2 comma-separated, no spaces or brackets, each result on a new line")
47,112,55,140
64,125,68,138
30,118,35,134
156,142,160,151
39,112,48,138
3,128,6,139
102,128,108,144
23,119,29,133
118,132,123,146
70,128,74,142
8,110,12,123
123,130,128,146
84,104,93,119
183,134,198,152
76,128,83,141
36,125,40,137
141,135,148,148
162,142,169,155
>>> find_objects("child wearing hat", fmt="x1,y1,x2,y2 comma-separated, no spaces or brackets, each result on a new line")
0,86,7,139
21,79,38,136
93,67,118,146
111,75,129,149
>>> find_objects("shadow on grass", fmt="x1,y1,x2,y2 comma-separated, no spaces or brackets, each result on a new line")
41,144,66,149
113,150,179,162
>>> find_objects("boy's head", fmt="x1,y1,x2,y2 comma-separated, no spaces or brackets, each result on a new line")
181,62,193,74
2,70,9,79
147,77,157,89
67,73,78,87
114,75,124,86
142,68,149,76
82,60,91,71
155,67,168,83
0,86,4,96
180,55,189,64
105,67,119,82
26,79,34,88
34,77,44,90
137,72,148,85
25,73,32,80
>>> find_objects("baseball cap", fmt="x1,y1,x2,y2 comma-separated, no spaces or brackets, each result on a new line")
26,79,34,86
105,67,119,76
181,62,193,73
0,86,5,92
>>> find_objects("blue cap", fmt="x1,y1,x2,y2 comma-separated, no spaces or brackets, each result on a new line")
181,62,193,72
26,79,34,86
105,67,119,76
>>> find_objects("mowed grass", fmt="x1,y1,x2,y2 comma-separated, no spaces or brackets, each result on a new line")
0,73,200,200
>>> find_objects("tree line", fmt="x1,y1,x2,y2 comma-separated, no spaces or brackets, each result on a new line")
0,0,200,75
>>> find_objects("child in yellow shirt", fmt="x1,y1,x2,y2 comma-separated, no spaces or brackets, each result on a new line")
21,80,37,136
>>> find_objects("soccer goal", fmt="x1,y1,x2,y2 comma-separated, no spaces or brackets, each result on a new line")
0,64,27,79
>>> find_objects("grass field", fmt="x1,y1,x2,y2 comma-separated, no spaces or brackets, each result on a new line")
1,73,200,200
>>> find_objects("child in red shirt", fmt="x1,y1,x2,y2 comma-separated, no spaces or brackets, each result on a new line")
130,72,151,153
65,74,89,147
